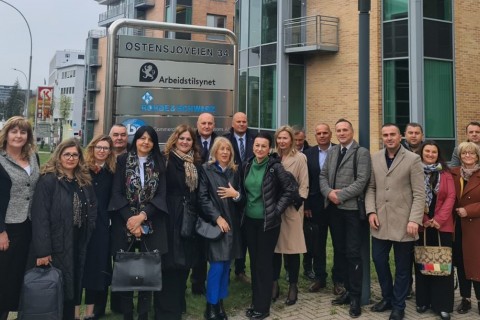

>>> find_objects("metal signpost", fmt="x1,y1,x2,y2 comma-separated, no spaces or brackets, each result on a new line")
105,19,238,142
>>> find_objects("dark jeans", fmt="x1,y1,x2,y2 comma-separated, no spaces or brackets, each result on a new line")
414,229,454,313
302,204,330,282
372,237,413,311
328,205,363,297
244,217,280,314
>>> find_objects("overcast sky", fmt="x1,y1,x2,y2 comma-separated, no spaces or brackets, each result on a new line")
0,0,104,89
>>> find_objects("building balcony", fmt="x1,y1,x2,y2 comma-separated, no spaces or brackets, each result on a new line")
88,55,102,67
87,81,101,92
98,2,127,27
85,110,99,121
284,15,339,54
95,0,121,5
134,0,154,9
88,29,106,39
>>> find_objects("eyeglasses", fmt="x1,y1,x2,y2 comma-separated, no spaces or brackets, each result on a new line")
94,146,110,151
62,153,80,160
461,151,477,156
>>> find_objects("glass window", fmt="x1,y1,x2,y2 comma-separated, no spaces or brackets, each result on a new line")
423,0,452,21
383,0,408,21
424,59,454,138
292,0,302,19
288,65,305,128
239,70,247,113
249,0,261,47
260,65,276,129
424,20,452,60
262,0,277,44
383,20,408,58
239,50,248,69
240,0,249,49
247,67,260,127
249,47,260,67
383,59,409,127
207,14,226,41
261,43,276,65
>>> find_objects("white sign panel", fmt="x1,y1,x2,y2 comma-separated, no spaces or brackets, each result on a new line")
116,58,235,90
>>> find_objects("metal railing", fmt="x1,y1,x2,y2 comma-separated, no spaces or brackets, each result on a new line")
98,2,127,24
284,15,339,52
88,29,106,39
134,0,155,8
87,81,100,91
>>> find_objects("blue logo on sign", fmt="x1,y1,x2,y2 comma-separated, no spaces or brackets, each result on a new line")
142,92,153,105
122,118,146,137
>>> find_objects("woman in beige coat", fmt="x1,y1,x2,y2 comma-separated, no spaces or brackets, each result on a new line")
272,125,309,306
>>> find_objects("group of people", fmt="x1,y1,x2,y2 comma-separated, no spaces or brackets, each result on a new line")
0,113,479,320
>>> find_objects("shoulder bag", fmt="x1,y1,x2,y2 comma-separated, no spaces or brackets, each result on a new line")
195,216,223,240
414,229,452,276
180,196,197,238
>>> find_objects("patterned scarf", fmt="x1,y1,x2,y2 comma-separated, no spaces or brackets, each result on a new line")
125,152,159,216
423,163,442,212
172,148,198,192
460,164,480,181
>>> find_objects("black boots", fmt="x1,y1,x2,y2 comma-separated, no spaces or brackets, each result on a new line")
216,300,228,320
205,301,228,320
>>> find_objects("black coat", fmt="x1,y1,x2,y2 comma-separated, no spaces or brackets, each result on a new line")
163,153,199,270
83,168,113,290
31,173,97,301
108,153,168,255
223,128,255,167
198,163,244,261
242,154,296,231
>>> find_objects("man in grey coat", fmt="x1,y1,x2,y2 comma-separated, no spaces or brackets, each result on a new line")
320,118,371,318
366,123,425,320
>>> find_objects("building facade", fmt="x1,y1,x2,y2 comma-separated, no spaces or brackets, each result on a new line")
48,50,86,138
236,0,480,153
84,0,235,143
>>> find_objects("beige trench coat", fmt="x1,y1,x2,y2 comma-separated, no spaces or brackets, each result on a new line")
275,151,309,254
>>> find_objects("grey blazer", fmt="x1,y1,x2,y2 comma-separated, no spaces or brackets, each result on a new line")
319,140,371,210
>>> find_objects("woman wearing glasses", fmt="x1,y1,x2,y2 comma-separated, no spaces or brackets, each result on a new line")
109,126,168,320
32,138,97,320
75,135,116,320
451,142,480,315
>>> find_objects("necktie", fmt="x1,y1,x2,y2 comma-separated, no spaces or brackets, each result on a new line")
202,141,209,161
239,137,245,161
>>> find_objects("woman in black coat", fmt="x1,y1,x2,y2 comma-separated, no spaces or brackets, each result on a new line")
32,138,97,320
243,132,296,320
198,137,244,320
108,126,168,320
77,134,116,320
155,124,202,320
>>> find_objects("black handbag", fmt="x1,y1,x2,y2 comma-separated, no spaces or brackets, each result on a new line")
353,148,368,221
111,241,162,292
195,216,223,240
180,197,197,238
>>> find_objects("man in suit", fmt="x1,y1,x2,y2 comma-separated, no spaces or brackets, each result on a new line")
319,119,371,318
401,122,424,154
224,112,254,166
366,123,425,320
450,121,480,167
223,112,254,283
303,123,336,291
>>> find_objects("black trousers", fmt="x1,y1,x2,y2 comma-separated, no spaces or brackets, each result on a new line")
414,229,454,313
303,203,330,281
190,238,207,292
328,205,363,298
244,217,280,314
0,220,31,312
234,224,248,275
154,269,189,320
453,216,480,299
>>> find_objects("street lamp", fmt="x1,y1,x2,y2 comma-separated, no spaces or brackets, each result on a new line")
1,0,32,118
12,68,28,114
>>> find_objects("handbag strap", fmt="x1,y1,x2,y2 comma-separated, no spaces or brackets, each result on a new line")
123,238,151,252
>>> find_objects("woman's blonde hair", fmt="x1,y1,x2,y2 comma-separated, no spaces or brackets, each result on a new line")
85,134,116,173
42,138,91,186
458,141,480,165
274,125,297,158
208,137,237,171
164,124,201,164
0,116,36,159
